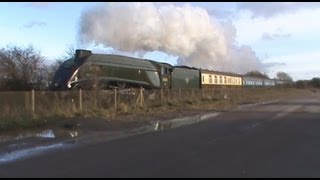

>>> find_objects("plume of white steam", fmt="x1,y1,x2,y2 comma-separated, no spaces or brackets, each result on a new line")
78,2,263,74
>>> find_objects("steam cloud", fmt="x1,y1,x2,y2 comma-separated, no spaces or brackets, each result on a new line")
78,2,263,74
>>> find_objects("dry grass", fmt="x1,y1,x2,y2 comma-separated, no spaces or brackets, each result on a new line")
0,87,317,131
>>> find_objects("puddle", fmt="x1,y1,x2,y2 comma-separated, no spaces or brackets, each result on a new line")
69,131,78,138
36,130,55,138
15,129,55,140
0,143,69,164
0,130,79,164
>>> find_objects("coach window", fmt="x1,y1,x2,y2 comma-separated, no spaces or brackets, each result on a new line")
214,76,217,84
224,77,227,84
209,75,212,84
202,75,204,83
219,76,222,84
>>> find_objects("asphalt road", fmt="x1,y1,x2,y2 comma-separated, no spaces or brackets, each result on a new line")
1,95,320,178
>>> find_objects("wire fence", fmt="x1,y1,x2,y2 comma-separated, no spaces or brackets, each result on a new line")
0,87,280,121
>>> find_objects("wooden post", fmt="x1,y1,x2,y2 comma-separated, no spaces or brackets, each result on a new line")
135,87,144,108
160,88,164,103
202,88,204,98
79,88,83,111
94,89,97,108
31,89,35,113
136,89,140,106
114,88,117,113
140,87,144,108
25,91,29,111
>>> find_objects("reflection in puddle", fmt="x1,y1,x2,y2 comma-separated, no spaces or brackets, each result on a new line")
0,129,81,164
36,130,55,138
15,129,55,140
0,143,68,164
69,131,78,138
14,129,80,140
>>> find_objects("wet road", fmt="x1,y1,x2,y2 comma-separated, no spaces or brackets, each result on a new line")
1,96,320,178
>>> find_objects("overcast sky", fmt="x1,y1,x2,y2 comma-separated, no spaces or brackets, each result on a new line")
1,2,319,80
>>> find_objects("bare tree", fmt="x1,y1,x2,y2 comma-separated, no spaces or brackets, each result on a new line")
310,77,320,88
47,44,76,85
0,45,45,90
276,71,293,81
60,44,75,60
245,70,269,79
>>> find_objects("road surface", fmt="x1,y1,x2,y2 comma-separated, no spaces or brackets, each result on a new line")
1,95,320,178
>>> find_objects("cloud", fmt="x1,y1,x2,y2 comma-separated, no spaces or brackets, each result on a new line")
264,49,320,80
78,2,263,74
261,32,291,41
23,21,47,28
26,2,51,8
234,7,320,46
261,33,273,41
263,62,286,68
237,2,320,18
154,2,236,19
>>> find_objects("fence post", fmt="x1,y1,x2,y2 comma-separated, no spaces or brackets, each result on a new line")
160,88,164,103
94,89,97,108
135,87,144,108
79,88,83,111
25,91,29,111
31,89,35,113
191,89,194,98
202,88,204,98
140,87,144,108
114,88,117,113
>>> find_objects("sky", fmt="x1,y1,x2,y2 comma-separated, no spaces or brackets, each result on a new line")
0,2,319,81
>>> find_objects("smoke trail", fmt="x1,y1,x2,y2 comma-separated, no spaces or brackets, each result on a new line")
78,2,263,74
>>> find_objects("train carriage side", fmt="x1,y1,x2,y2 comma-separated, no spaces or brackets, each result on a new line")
170,66,201,89
263,78,276,86
243,76,265,87
200,70,242,88
242,76,275,87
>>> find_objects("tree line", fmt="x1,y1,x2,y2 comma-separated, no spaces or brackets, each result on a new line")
0,45,73,91
295,78,320,88
0,44,318,91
